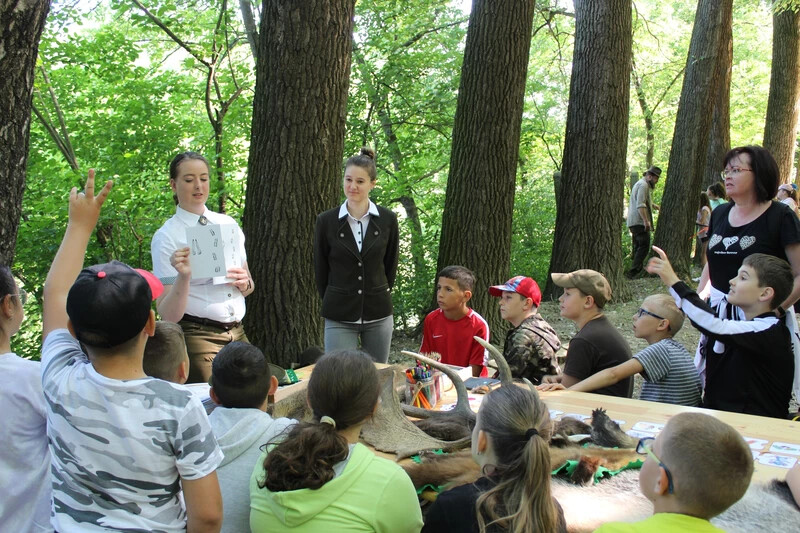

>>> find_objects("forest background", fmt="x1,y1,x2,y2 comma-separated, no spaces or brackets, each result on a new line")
3,0,798,366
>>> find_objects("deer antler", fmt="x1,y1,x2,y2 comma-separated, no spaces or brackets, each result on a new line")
473,336,513,386
399,351,476,424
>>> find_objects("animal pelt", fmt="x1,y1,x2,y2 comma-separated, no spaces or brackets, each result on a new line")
412,418,472,442
403,445,642,490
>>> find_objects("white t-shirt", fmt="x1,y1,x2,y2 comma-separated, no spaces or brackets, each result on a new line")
151,205,247,322
0,352,52,532
41,330,223,532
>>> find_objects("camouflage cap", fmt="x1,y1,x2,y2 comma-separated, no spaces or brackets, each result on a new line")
550,269,612,308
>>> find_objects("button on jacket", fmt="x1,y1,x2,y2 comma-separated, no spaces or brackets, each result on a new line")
314,204,399,322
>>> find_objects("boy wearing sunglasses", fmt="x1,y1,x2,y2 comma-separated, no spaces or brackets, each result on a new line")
596,412,753,532
539,293,702,406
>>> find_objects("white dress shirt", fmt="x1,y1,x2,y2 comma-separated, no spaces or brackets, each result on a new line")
151,206,247,322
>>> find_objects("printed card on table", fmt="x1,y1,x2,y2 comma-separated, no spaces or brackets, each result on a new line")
757,453,797,469
627,429,656,439
561,413,591,422
744,437,768,451
185,224,242,282
769,442,800,456
631,421,665,433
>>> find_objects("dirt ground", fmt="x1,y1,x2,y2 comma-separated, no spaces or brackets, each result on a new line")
390,275,798,411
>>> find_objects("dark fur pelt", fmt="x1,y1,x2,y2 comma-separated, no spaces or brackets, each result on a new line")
413,418,472,442
589,408,639,449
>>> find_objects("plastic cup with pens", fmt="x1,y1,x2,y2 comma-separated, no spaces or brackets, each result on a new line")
405,361,441,409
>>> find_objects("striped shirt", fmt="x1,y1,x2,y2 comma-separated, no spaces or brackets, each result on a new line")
635,338,702,406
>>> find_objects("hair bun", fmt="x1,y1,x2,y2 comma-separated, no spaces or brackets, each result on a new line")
359,147,375,160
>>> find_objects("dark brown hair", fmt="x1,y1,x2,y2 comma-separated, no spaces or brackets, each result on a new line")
210,341,272,408
742,253,793,310
258,350,380,491
143,321,188,382
723,146,779,203
438,265,476,292
0,266,15,302
475,386,559,533
660,413,753,519
707,182,726,200
168,151,210,205
344,147,377,182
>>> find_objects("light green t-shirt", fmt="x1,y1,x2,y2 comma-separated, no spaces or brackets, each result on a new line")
594,513,724,533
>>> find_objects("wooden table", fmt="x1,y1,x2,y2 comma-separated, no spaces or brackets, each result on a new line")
278,365,800,482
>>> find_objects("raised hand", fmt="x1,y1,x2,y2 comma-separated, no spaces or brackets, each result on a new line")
69,169,113,230
646,246,680,286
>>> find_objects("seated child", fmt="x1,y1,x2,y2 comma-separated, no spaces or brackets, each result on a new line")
0,267,52,532
488,275,562,385
143,320,190,383
594,412,753,532
422,386,566,533
539,294,702,406
647,247,794,418
207,341,295,533
250,349,423,532
421,265,490,377
41,171,223,532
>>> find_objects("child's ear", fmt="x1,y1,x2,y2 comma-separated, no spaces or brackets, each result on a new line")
209,387,221,406
176,359,189,384
583,295,595,309
144,310,156,337
0,294,12,318
653,466,671,496
268,375,279,396
477,429,488,454
657,319,670,332
463,289,473,301
759,286,775,304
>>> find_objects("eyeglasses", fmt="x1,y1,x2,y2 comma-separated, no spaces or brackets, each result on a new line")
15,288,27,306
636,307,664,320
720,167,752,178
637,437,674,494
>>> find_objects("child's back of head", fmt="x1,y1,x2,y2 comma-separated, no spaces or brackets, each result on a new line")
143,321,189,383
210,341,272,409
438,265,476,292
660,412,753,518
742,253,793,310
643,294,684,335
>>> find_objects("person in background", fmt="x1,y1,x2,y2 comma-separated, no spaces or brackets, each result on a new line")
695,192,712,273
626,166,661,279
0,267,52,532
143,321,190,384
777,183,799,216
151,151,254,384
706,182,727,210
314,147,399,363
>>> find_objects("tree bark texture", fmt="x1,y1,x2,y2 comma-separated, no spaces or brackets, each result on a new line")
652,0,732,279
544,0,632,301
0,0,51,265
702,8,732,190
435,0,535,337
763,8,800,184
243,0,355,367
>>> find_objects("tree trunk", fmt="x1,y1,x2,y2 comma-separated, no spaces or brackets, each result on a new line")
652,0,732,280
544,0,632,301
242,0,355,367
435,0,536,338
0,0,51,265
763,8,800,183
702,11,732,190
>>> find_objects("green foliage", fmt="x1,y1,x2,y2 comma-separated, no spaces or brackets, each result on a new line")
10,0,783,356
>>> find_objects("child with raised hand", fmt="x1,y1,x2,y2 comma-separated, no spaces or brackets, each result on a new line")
422,386,566,533
249,349,422,533
0,266,52,532
646,245,794,418
41,170,223,532
594,412,753,532
538,293,702,406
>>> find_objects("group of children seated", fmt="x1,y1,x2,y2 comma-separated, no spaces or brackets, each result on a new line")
2,173,799,532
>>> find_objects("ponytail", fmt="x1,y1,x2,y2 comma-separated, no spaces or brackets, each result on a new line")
257,350,380,492
474,386,559,533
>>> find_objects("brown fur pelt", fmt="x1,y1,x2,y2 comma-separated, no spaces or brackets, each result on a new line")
403,445,642,490
412,418,472,442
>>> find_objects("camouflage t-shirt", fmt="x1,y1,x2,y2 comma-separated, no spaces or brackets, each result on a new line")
41,330,223,533
501,313,562,384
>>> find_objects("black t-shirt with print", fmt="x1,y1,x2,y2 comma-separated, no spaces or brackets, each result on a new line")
706,201,800,293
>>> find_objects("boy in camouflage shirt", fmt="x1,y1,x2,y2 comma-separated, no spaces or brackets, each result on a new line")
488,276,561,384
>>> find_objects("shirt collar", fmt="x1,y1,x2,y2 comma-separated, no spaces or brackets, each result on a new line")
175,205,210,226
338,200,379,220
